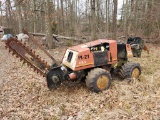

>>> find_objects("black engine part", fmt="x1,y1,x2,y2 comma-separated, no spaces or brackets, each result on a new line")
46,66,68,90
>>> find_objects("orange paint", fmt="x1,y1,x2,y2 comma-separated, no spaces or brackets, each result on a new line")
74,49,94,70
69,73,77,80
126,44,133,58
108,41,117,62
143,45,149,54
63,39,119,71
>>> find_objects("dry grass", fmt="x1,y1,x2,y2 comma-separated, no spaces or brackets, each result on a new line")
0,42,160,120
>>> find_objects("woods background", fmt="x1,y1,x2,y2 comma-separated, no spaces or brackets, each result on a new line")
0,1,160,119
0,0,160,46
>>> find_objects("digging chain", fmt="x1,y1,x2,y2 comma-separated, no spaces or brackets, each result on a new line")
5,38,50,76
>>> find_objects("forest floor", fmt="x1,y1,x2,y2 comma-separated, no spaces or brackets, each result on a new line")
0,41,160,120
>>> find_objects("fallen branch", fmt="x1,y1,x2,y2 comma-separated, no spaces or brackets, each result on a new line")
30,32,86,42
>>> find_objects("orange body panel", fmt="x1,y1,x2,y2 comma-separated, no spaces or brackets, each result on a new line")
65,39,118,71
70,39,116,52
126,44,133,58
143,45,149,54
74,49,94,71
62,39,122,71
107,41,117,64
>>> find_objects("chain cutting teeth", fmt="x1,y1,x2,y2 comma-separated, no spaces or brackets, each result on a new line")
11,52,14,55
5,38,49,76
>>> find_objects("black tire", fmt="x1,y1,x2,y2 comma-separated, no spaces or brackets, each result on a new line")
119,62,141,79
86,68,111,93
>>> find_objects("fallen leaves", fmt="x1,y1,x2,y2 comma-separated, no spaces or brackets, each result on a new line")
0,42,160,119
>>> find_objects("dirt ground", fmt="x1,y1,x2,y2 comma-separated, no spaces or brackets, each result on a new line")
0,41,160,120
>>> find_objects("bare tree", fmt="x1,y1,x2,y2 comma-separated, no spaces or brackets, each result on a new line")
0,1,2,25
60,0,64,30
15,0,23,33
106,0,110,37
90,0,96,40
113,0,117,40
45,0,55,48
33,0,36,33
0,0,159,43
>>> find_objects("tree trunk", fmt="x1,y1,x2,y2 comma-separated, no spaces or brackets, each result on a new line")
113,0,117,40
16,0,23,33
45,0,55,48
6,0,13,28
96,0,100,32
90,0,96,40
40,0,45,33
60,0,64,30
123,0,129,37
33,0,36,33
69,0,74,36
121,0,125,35
128,0,134,35
21,1,28,30
5,1,9,27
134,0,138,35
0,1,2,25
106,0,110,37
